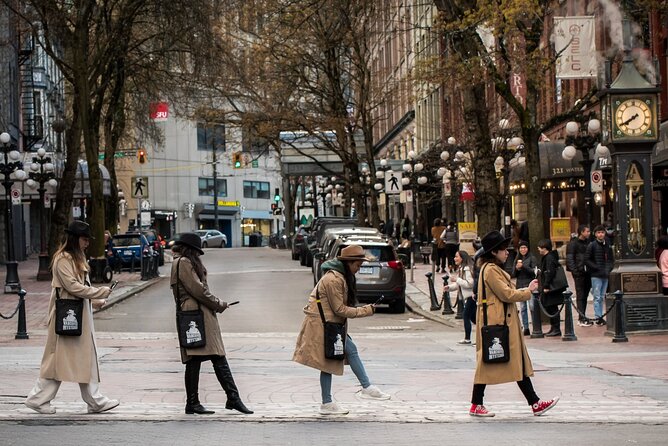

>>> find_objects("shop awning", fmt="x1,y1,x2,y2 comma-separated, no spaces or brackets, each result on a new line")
241,209,273,219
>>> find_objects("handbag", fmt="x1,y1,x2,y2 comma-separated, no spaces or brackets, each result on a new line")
549,264,568,292
480,264,510,364
174,259,206,349
315,285,346,360
54,288,84,336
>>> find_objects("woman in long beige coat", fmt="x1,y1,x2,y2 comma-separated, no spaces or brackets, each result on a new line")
170,233,252,415
25,221,117,414
293,245,390,416
469,230,558,418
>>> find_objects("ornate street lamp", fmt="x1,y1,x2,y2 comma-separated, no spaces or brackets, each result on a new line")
402,150,428,283
493,120,525,240
26,148,58,280
0,132,27,294
561,113,604,227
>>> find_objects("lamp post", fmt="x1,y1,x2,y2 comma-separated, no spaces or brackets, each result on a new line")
359,166,372,221
373,159,392,224
438,137,469,222
26,148,58,280
492,119,525,239
402,150,428,283
0,132,27,294
561,113,604,227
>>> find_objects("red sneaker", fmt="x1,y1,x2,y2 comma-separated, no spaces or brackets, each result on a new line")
469,404,495,417
532,397,560,416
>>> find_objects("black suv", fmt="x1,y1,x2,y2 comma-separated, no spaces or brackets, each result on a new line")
300,217,356,267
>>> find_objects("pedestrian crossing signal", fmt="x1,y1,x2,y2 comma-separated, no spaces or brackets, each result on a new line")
233,152,242,168
138,149,147,164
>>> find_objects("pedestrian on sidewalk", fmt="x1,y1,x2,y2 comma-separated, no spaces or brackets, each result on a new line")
511,240,537,335
656,236,668,295
566,225,593,326
25,221,119,415
585,225,614,326
431,218,447,272
468,230,558,418
537,239,566,337
293,244,390,416
443,250,475,344
171,233,253,415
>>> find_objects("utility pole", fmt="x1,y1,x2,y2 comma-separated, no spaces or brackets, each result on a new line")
212,126,219,231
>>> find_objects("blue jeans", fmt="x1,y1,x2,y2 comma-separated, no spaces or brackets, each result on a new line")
590,277,608,319
320,335,371,404
519,300,532,329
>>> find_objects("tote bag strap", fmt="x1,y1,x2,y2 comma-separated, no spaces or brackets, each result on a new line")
480,263,507,327
314,284,328,324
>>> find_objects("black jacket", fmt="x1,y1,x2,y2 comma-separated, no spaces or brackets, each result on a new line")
566,237,589,277
511,252,537,288
585,239,614,278
540,250,563,307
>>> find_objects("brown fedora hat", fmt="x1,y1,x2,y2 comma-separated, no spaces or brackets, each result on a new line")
337,244,372,262
65,220,94,239
481,230,511,255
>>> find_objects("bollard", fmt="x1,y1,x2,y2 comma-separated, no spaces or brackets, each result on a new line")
140,252,150,281
152,253,160,277
15,289,28,340
561,289,577,342
530,292,545,338
130,253,136,274
425,273,441,311
612,290,628,343
454,277,464,319
441,274,454,315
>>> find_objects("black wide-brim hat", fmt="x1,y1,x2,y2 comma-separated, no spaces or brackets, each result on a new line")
481,230,511,255
174,232,204,255
65,220,94,239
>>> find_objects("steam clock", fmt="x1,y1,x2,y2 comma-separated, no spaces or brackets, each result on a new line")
599,36,664,332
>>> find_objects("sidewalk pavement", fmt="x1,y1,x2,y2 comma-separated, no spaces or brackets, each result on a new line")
0,255,164,336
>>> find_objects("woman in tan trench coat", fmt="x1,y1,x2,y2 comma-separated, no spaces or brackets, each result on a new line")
293,245,390,416
25,221,118,414
170,233,252,415
469,230,559,418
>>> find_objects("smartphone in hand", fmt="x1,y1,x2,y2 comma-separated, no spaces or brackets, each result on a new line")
374,295,385,305
109,280,119,291
228,301,240,306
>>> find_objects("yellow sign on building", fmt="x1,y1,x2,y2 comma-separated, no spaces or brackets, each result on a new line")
217,200,240,207
458,222,478,255
550,217,572,242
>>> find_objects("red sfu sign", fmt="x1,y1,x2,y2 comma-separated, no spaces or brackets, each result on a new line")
149,102,169,122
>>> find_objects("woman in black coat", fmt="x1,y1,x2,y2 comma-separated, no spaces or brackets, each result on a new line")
511,241,537,335
537,239,564,337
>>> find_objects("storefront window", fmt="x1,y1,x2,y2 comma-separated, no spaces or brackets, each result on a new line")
241,218,272,246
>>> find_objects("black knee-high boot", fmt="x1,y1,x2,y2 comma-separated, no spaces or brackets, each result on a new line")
212,356,253,414
185,358,215,414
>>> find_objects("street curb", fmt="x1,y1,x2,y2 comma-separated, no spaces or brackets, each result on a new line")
95,276,166,313
405,293,459,328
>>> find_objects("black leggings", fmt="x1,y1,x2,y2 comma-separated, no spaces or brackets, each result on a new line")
471,376,539,406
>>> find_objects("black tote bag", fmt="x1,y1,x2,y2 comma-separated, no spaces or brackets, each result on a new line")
315,285,346,360
480,265,510,364
54,288,84,336
174,259,206,349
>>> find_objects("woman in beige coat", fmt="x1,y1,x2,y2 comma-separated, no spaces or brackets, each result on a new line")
469,230,558,418
293,245,390,416
25,221,117,414
170,233,252,415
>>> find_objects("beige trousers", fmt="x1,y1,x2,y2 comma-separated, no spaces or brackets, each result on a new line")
26,378,113,412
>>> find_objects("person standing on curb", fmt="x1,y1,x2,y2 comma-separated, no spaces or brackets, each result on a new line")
585,225,614,326
443,250,476,344
171,233,253,415
537,239,567,337
511,241,537,335
566,225,593,326
442,222,459,273
293,245,390,416
468,230,558,418
25,221,118,415
431,218,447,272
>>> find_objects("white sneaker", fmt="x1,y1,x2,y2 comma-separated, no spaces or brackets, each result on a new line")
359,385,391,400
87,399,120,414
25,401,56,414
457,339,472,345
319,402,349,415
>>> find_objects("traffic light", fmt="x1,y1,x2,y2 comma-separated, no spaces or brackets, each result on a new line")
137,149,147,164
271,203,277,211
274,188,281,203
232,152,242,168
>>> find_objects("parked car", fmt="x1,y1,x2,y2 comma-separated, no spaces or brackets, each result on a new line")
312,227,382,279
111,233,150,267
317,238,406,313
291,226,310,260
195,229,227,248
142,229,165,265
300,217,356,267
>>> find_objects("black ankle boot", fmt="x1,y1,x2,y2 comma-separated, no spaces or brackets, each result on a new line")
213,356,253,414
185,359,215,415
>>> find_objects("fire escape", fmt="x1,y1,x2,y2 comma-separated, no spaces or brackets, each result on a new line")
17,33,42,152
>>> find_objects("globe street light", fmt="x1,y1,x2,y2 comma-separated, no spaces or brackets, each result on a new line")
403,153,428,283
438,137,470,222
493,120,525,240
561,113,603,227
0,132,27,294
26,148,58,280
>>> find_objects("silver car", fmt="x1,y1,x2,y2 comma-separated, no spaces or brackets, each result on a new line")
195,230,227,248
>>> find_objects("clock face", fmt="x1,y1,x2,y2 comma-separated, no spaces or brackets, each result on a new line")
613,97,656,139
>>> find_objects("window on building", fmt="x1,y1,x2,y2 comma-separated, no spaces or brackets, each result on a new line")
197,123,226,151
198,177,228,197
243,181,270,199
242,125,269,153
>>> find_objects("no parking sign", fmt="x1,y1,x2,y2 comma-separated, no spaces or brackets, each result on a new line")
591,170,603,192
10,188,21,205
